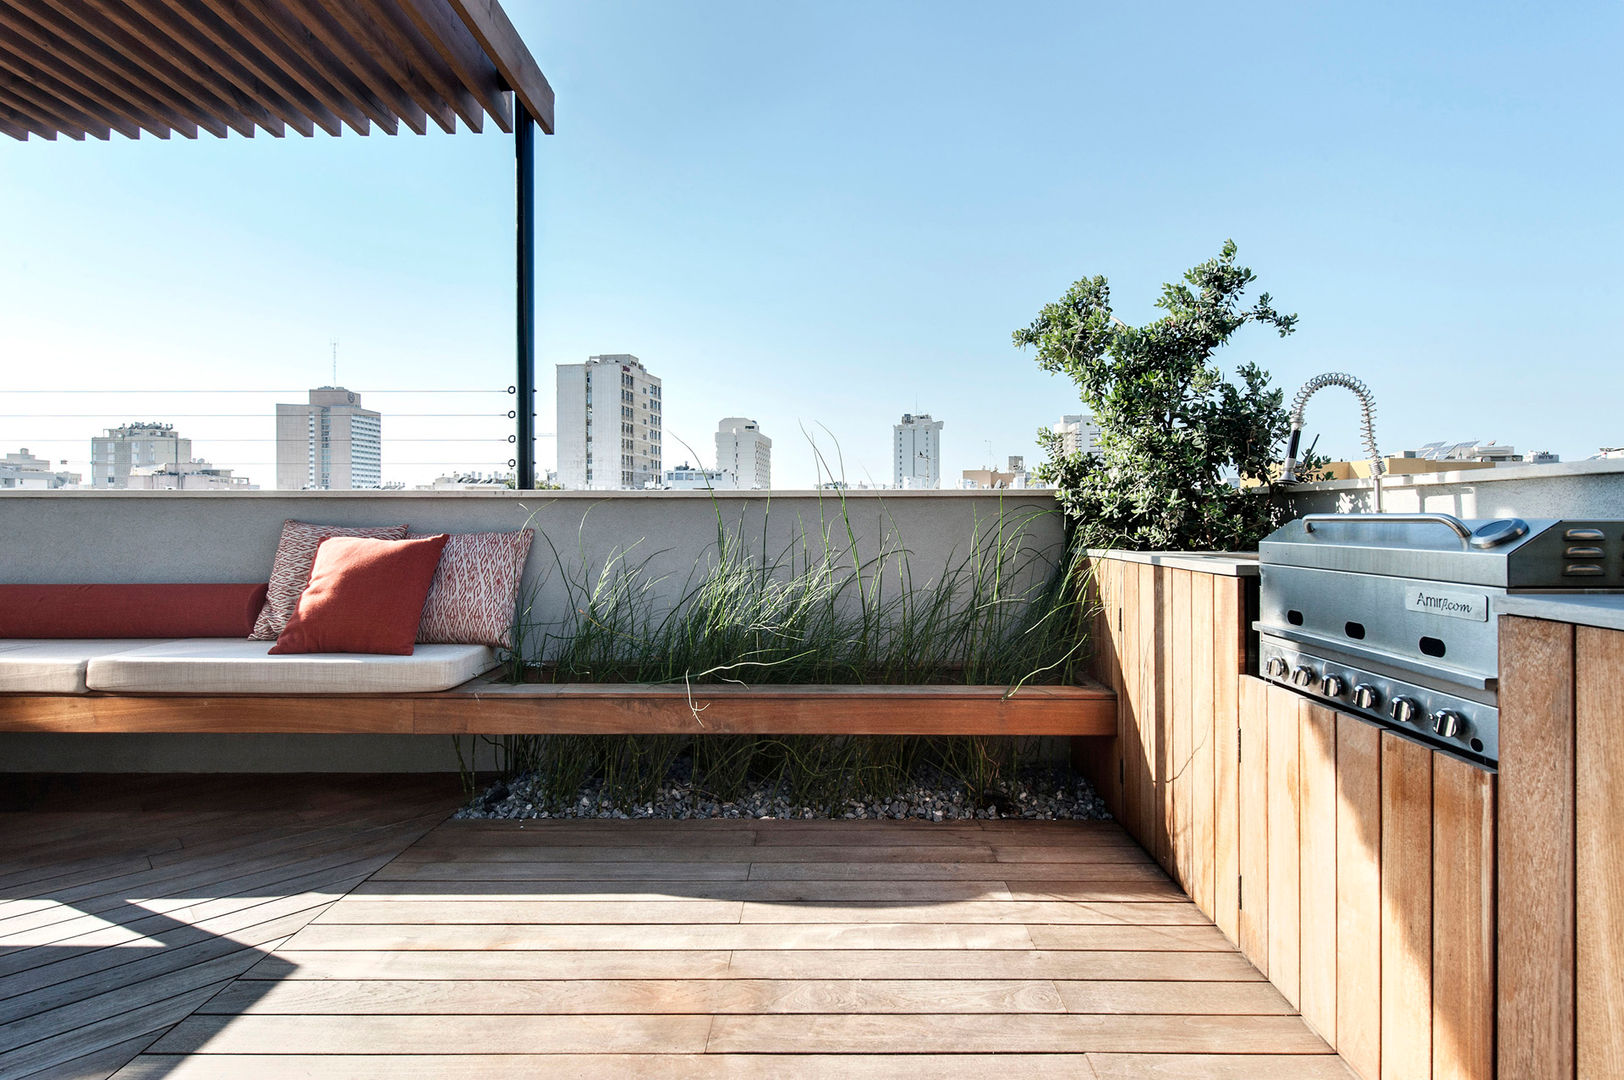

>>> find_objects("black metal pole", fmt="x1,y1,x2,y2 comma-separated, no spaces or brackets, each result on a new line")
515,101,536,490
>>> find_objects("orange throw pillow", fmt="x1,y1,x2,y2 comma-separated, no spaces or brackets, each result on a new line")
269,535,449,656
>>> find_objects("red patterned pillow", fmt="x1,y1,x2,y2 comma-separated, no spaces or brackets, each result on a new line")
414,530,535,648
250,520,409,640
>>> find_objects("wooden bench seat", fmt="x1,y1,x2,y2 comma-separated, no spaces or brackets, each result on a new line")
0,675,1117,736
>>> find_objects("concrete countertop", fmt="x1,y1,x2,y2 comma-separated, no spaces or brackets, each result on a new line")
1499,594,1624,634
1086,549,1260,577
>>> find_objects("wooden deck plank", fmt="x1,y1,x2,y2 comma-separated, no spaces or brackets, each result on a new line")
111,1054,1107,1079
1087,1053,1356,1079
202,977,1071,1015
256,948,1268,982
9,778,1355,1080
704,1013,1332,1055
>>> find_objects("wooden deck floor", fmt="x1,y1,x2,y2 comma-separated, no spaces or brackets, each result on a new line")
0,778,1355,1079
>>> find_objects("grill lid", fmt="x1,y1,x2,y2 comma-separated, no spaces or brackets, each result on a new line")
1257,513,1607,588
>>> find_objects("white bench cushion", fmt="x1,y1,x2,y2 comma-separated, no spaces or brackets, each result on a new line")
0,640,177,694
84,639,498,695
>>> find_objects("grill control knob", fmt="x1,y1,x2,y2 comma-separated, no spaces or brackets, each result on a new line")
1390,697,1420,725
1352,684,1381,710
1320,674,1345,698
1265,657,1288,679
1431,710,1468,739
1293,665,1316,688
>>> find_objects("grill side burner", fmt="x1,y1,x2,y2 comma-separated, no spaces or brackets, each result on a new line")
1256,513,1624,765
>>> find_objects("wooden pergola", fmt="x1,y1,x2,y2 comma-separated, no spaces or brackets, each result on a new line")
0,0,553,486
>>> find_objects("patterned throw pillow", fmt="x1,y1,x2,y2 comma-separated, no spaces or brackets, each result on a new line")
415,530,535,649
250,520,410,640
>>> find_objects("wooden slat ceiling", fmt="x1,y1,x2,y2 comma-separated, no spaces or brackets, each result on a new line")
0,0,554,140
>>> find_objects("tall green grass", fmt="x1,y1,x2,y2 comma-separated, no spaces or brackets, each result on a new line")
458,490,1097,807
514,492,1089,688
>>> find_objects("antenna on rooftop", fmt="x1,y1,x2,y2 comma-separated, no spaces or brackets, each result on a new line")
330,339,338,385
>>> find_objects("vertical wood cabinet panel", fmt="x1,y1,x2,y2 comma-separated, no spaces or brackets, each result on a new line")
1432,751,1495,1080
1119,561,1147,841
1172,568,1193,891
1498,616,1575,1080
1266,682,1302,1008
1138,562,1164,859
1299,701,1339,1044
1576,626,1624,1080
1337,713,1383,1080
1155,564,1175,871
1380,730,1433,1080
1212,575,1243,943
1094,557,1123,818
1238,674,1270,972
1191,573,1216,919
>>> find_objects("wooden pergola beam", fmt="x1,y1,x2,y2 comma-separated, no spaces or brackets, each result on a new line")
0,48,125,139
0,0,551,141
445,0,552,133
0,12,187,138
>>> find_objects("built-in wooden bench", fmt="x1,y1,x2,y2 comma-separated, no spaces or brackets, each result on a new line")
0,674,1118,736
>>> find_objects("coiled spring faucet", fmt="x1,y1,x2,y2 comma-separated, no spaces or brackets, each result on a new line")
1279,372,1385,511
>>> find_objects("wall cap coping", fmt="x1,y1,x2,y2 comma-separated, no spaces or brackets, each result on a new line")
1085,549,1260,577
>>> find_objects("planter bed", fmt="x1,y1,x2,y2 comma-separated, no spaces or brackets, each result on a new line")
0,673,1116,736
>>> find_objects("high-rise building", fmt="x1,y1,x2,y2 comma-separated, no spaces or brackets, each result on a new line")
556,355,662,489
893,413,942,489
715,417,771,489
1053,414,1102,457
90,423,191,488
275,387,382,490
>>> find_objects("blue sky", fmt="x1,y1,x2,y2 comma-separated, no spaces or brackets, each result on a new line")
2,1,1619,488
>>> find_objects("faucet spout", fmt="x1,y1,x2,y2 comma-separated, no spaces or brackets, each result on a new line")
1280,372,1385,511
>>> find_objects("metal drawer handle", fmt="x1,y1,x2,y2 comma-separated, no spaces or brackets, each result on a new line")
1301,513,1473,549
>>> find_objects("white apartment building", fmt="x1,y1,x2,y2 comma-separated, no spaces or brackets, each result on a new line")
127,459,257,491
275,387,382,490
893,413,943,489
1053,413,1102,457
556,355,662,490
663,462,733,490
715,417,771,489
0,448,80,490
90,423,191,488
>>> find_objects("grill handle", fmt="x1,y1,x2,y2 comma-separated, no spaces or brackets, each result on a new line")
1301,512,1473,549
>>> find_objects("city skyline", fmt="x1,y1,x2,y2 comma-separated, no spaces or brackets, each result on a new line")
2,2,1618,487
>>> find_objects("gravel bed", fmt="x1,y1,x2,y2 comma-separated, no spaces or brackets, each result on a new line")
456,764,1111,822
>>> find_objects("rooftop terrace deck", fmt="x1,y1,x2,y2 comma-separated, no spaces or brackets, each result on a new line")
0,776,1354,1079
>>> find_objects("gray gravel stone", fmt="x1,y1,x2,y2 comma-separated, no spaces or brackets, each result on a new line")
456,765,1111,823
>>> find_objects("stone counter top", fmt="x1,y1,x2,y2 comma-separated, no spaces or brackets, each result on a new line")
1499,594,1624,633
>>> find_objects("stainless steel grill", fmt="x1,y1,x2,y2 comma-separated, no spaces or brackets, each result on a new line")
1256,513,1624,764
